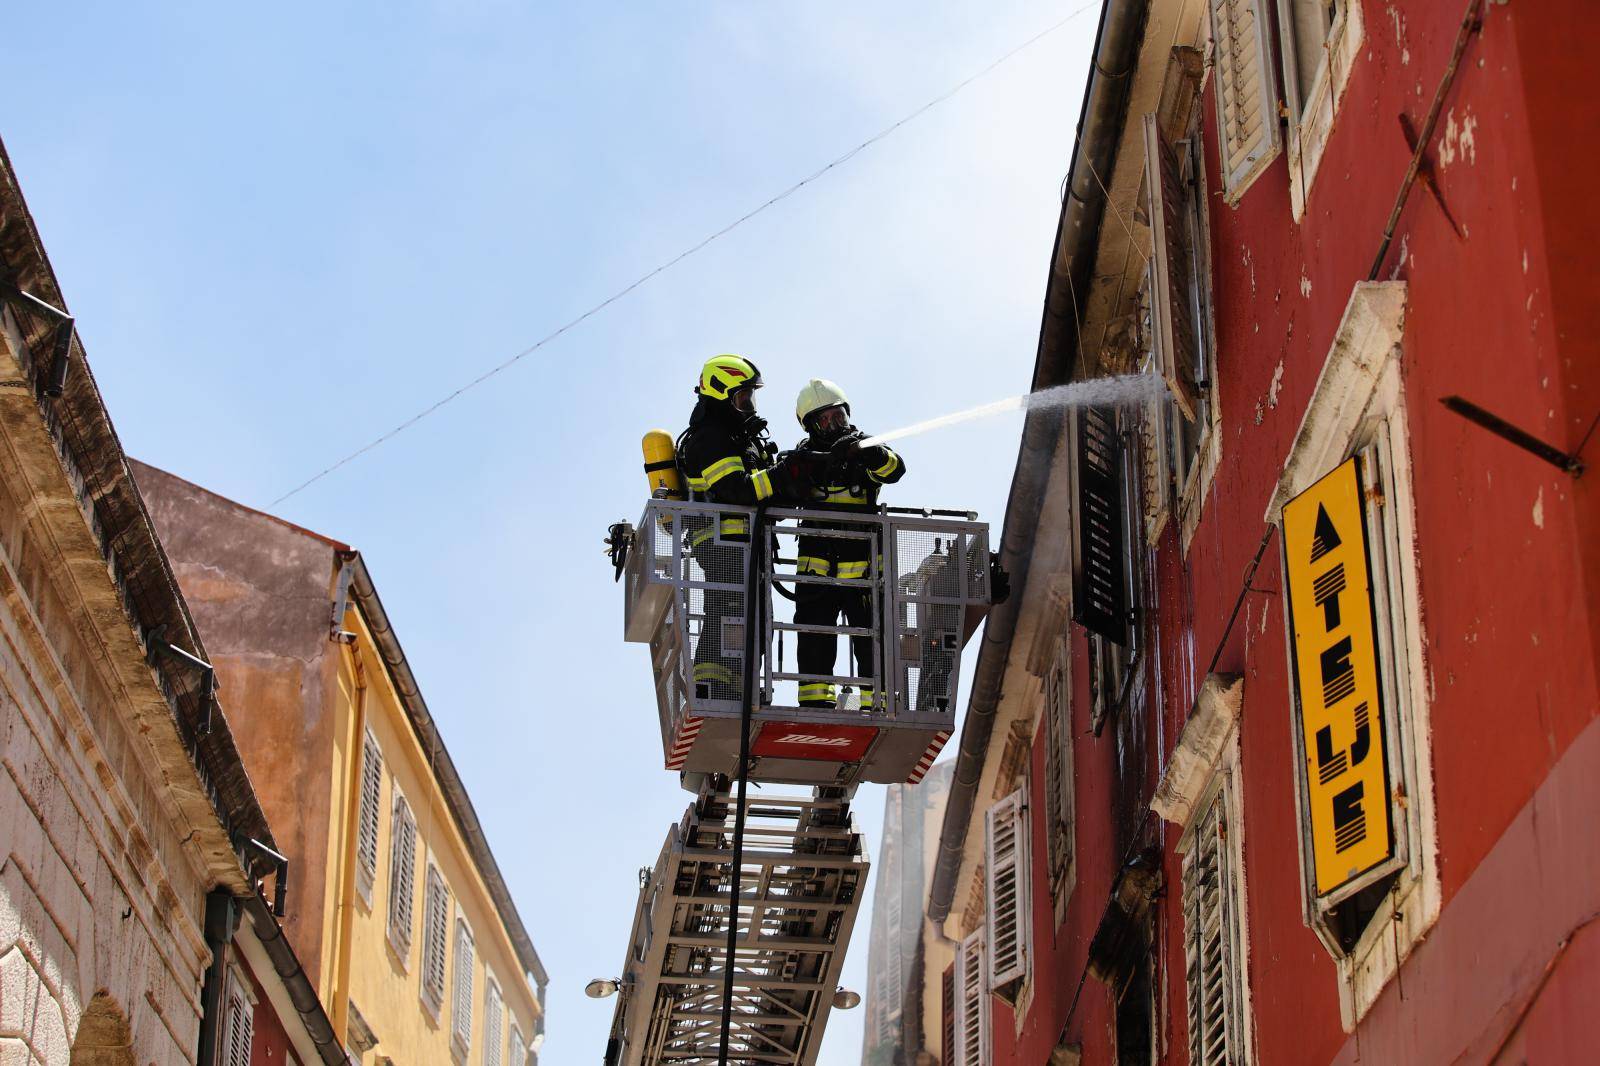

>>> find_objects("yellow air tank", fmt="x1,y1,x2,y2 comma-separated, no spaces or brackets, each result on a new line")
642,430,684,500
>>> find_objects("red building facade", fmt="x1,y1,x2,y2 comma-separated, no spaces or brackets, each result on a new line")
912,0,1599,1062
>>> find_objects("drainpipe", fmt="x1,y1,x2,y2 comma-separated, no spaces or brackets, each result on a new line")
196,889,240,1066
329,581,368,1041
926,0,1147,924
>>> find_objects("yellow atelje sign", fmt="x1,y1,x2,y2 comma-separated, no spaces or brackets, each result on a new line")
1283,458,1393,897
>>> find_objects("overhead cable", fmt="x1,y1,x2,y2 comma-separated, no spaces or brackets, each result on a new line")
270,2,1100,506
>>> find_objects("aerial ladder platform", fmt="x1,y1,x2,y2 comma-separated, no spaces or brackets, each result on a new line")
604,497,994,1064
621,499,992,787
603,778,868,1065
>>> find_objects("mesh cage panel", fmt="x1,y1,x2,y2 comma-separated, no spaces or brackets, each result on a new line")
891,522,986,722
626,501,991,766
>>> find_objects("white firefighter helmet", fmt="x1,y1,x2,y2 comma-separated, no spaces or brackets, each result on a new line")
795,378,850,427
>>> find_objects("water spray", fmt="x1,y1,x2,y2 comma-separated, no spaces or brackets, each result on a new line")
859,374,1169,448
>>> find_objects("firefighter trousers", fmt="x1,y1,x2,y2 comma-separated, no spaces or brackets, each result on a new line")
689,532,747,703
795,581,876,708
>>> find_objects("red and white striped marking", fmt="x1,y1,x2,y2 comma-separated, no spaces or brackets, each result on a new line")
666,715,704,770
906,730,952,784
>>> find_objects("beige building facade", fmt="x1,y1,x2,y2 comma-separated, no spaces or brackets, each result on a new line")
0,140,339,1064
134,465,547,1065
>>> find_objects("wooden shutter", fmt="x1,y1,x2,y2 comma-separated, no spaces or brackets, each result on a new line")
1069,406,1131,646
224,984,253,1066
954,931,990,1066
357,731,383,896
484,978,505,1066
1143,113,1201,422
941,963,956,1066
453,919,476,1053
1044,646,1074,890
421,868,450,1012
1183,791,1243,1065
510,1026,527,1066
986,790,1030,988
387,794,417,954
1140,391,1175,543
1209,0,1281,198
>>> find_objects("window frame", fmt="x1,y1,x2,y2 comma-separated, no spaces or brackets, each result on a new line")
1206,0,1284,202
1139,106,1222,553
1274,0,1365,218
984,789,1031,994
1266,281,1438,1028
1177,751,1254,1066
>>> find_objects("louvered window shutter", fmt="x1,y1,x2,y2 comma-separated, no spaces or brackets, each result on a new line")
954,930,990,1066
1209,0,1281,198
1183,792,1243,1065
387,795,417,954
941,963,956,1066
986,790,1030,988
356,732,384,897
453,919,476,1054
484,979,505,1066
421,868,450,1012
1138,355,1178,541
1143,113,1202,422
1069,406,1131,646
510,1026,527,1066
1044,661,1064,877
1044,649,1074,886
224,986,253,1066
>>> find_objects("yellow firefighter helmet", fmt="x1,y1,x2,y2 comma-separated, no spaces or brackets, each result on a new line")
697,354,764,401
795,378,850,427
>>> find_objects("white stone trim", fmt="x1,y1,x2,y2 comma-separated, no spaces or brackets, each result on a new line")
1152,673,1245,827
1266,282,1408,520
1279,0,1365,219
1266,280,1440,1029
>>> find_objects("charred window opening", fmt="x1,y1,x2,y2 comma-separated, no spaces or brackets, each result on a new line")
1324,870,1401,955
1077,411,1146,740
1115,947,1154,1066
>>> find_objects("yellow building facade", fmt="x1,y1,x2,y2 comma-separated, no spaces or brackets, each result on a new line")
134,462,547,1064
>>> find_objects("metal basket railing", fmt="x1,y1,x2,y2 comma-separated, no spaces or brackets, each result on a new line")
625,499,989,743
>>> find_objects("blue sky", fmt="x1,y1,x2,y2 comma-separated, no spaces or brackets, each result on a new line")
7,3,1094,1060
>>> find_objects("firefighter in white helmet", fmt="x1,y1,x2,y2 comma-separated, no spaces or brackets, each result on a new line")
791,379,905,709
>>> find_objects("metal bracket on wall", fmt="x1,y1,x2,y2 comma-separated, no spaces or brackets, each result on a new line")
240,837,290,917
0,278,73,397
1398,113,1463,239
146,624,218,734
330,551,358,641
1441,396,1586,476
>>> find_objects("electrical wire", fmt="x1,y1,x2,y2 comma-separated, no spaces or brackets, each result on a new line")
270,2,1102,507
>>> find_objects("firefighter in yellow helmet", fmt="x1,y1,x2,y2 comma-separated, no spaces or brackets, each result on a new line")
677,355,817,701
791,379,905,709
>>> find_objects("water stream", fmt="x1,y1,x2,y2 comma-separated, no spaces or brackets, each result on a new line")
858,374,1169,448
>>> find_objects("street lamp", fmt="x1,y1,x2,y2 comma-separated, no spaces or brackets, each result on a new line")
832,987,862,1010
586,978,622,1000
